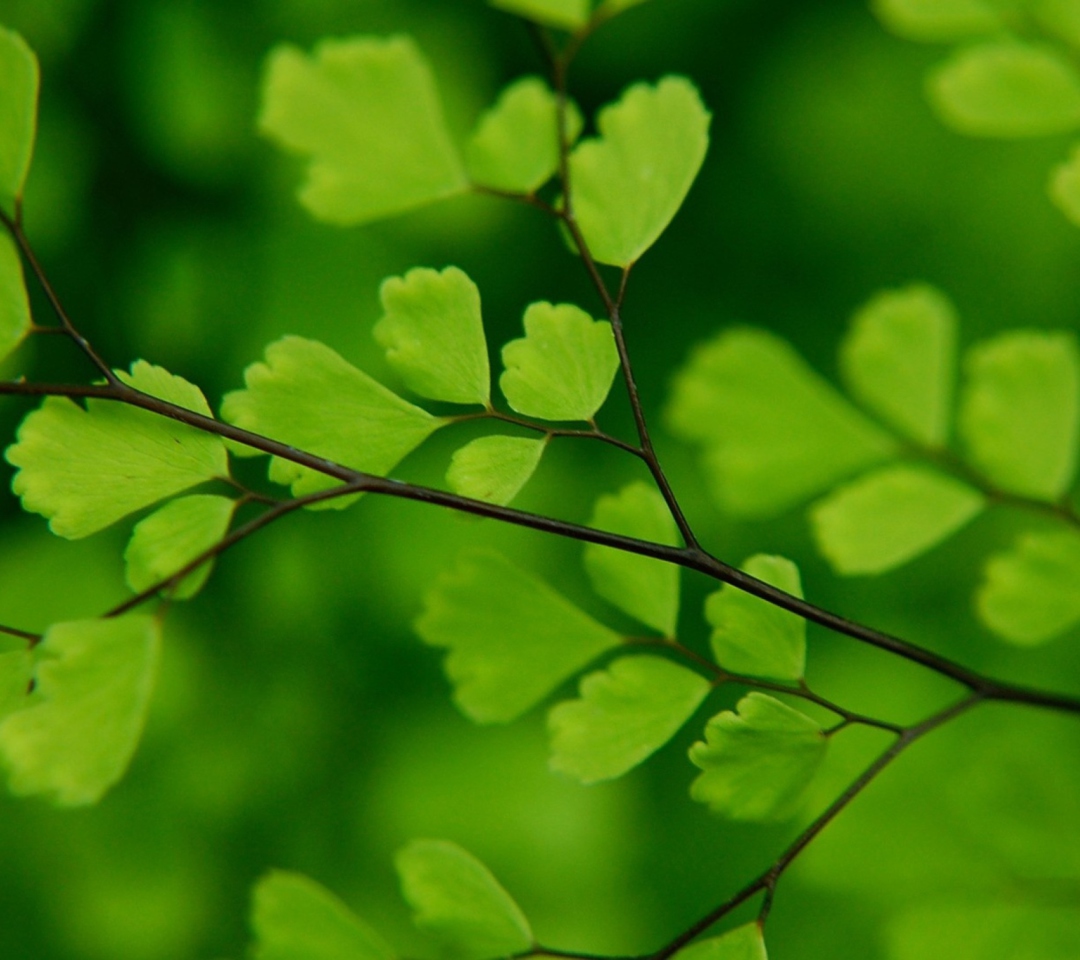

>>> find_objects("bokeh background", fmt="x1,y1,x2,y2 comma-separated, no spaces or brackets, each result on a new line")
1,0,1079,957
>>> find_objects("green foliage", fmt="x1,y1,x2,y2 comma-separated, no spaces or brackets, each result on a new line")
871,0,1002,42
1049,144,1080,226
488,0,590,31
446,435,546,506
674,924,768,960
0,231,30,363
0,24,38,209
0,649,32,720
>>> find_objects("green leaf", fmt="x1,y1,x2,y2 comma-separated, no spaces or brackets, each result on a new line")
446,436,546,506
871,0,1003,42
466,77,582,194
666,328,899,517
704,555,806,681
395,839,533,959
251,870,394,960
674,924,769,960
599,0,654,16
0,25,39,208
1038,0,1080,49
0,231,31,363
7,361,229,538
977,529,1080,644
569,76,710,267
499,302,620,422
222,336,444,505
584,482,680,635
810,465,986,575
958,330,1080,500
840,284,957,447
488,0,590,31
548,655,710,783
928,41,1080,138
415,549,621,723
689,692,827,821
0,650,32,722
375,266,490,406
258,35,466,225
0,616,160,806
124,494,235,600
1049,143,1080,227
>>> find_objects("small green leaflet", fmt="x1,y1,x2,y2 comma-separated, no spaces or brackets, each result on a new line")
665,328,898,517
977,529,1080,645
0,25,38,209
415,549,621,723
395,839,533,959
466,77,582,194
1049,144,1080,227
0,649,32,721
840,284,957,447
705,555,806,681
7,361,228,538
0,617,160,806
0,231,31,364
811,465,985,576
928,41,1080,138
446,435,546,506
258,35,466,225
500,302,620,422
251,870,394,960
375,266,490,406
958,330,1080,500
689,692,826,821
548,655,710,783
124,494,236,600
488,0,590,31
871,0,1002,43
570,76,710,267
674,924,768,960
222,336,444,504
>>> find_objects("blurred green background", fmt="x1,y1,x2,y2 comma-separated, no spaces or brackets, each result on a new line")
1,0,1080,957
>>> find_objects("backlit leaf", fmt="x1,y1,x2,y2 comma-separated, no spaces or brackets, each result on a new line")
666,328,898,517
1038,0,1080,49
258,35,466,225
500,302,619,422
7,361,228,538
704,555,806,681
415,550,621,723
0,231,31,363
810,465,985,575
570,76,710,266
375,266,490,406
689,692,826,821
928,41,1080,138
958,330,1080,499
840,284,957,447
395,839,533,959
871,0,1003,42
488,0,590,31
1049,143,1080,227
0,616,160,806
584,482,680,635
446,436,546,506
674,924,768,960
548,655,710,783
0,25,38,208
251,870,394,960
0,650,32,721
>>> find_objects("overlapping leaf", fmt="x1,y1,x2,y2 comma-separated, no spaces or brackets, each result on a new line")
488,0,590,31
871,0,1003,43
446,436,546,506
0,650,31,721
1050,144,1080,227
0,231,31,364
0,25,38,209
674,924,769,960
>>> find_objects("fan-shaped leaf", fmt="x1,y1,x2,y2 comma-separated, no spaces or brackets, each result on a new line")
500,302,619,422
7,362,228,538
674,924,768,960
548,655,710,783
689,692,826,821
0,232,31,364
258,35,466,225
704,555,806,681
871,0,1003,42
488,0,590,31
446,435,546,506
395,839,533,959
0,650,32,721
1049,143,1080,227
415,550,621,723
375,266,490,406
0,616,160,806
0,26,38,208
570,76,710,267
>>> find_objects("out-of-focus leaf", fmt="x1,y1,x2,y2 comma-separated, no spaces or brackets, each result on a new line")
0,650,32,721
446,436,546,506
1038,0,1080,48
0,231,31,363
871,0,1003,42
0,25,38,208
674,924,769,960
1049,143,1080,226
599,0,653,16
488,0,590,31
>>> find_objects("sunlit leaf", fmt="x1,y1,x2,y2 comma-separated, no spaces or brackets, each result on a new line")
810,465,985,575
395,839,533,959
375,266,490,406
1038,0,1080,49
570,76,710,266
415,550,621,723
0,25,38,208
0,650,32,721
689,692,826,821
840,284,957,447
500,302,620,422
0,231,31,363
548,655,710,783
7,361,229,538
488,0,590,31
1049,143,1080,227
584,482,680,635
446,436,546,506
928,41,1080,138
258,35,466,225
977,529,1080,645
666,328,898,517
222,336,444,506
958,330,1080,500
251,870,394,960
124,494,235,600
704,555,806,681
674,923,769,960
0,616,160,806
871,0,1003,42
